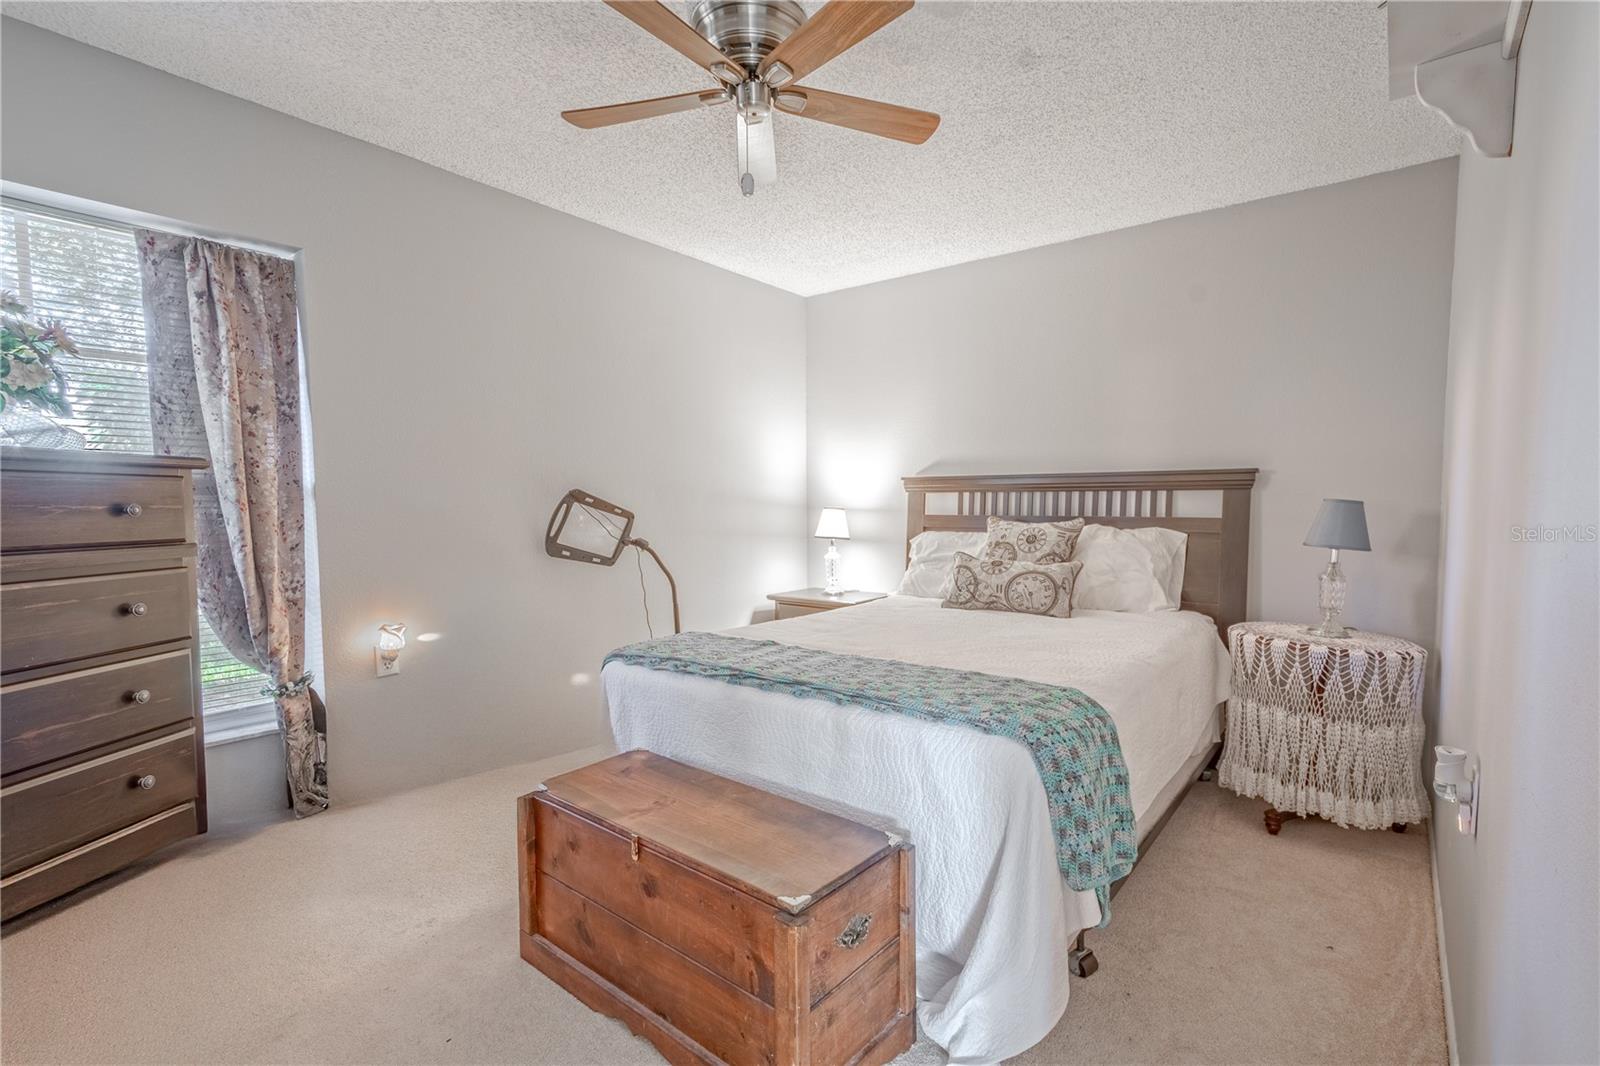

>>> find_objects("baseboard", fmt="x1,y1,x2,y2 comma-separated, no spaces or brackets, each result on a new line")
1429,821,1460,1066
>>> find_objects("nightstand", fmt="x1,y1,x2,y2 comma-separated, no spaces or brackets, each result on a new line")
1218,621,1429,835
766,588,887,621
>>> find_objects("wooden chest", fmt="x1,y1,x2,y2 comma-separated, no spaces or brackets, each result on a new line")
1,447,209,921
518,751,915,1066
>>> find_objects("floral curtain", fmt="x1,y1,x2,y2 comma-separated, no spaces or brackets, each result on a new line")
138,231,327,816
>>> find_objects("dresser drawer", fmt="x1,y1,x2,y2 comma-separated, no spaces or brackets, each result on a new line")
0,803,198,922
1,649,197,775
0,568,193,673
1,730,197,877
1,471,189,551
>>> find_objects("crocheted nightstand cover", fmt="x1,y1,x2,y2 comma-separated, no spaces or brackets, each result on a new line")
1219,622,1429,829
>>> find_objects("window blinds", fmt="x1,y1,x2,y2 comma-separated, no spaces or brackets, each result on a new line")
1,199,268,717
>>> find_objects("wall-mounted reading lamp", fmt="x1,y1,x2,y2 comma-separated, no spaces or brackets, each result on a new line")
545,489,680,634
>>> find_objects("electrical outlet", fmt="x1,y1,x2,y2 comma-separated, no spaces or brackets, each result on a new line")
375,649,401,677
1459,773,1479,836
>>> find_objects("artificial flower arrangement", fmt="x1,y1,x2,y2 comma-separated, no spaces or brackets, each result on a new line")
1,290,74,416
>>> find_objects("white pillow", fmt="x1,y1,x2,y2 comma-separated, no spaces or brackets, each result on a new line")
1131,526,1188,607
1071,524,1187,613
896,530,990,598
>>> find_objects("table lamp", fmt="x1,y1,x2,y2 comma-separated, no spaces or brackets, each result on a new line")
1303,498,1370,638
814,508,850,596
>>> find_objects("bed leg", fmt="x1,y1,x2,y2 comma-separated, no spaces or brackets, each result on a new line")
1068,932,1099,979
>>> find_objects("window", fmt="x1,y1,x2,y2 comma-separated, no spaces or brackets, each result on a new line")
2,200,276,741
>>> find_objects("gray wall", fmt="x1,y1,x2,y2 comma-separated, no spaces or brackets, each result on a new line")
1433,3,1600,1062
805,160,1459,657
205,734,289,836
0,19,810,806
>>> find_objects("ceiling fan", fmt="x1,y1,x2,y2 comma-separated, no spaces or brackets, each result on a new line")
563,0,939,197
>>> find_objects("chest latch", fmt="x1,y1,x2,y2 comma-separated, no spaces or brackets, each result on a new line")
836,913,872,949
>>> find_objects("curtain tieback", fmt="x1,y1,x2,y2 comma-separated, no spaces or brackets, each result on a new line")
262,672,315,700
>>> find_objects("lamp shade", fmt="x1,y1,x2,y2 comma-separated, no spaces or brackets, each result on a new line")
1304,499,1371,551
814,508,850,540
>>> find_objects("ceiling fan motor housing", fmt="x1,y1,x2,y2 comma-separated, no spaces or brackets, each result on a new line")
688,0,807,74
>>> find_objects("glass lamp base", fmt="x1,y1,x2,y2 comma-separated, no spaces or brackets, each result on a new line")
1310,556,1349,639
822,542,843,596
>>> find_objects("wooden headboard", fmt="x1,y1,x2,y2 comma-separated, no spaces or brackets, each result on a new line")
903,468,1258,638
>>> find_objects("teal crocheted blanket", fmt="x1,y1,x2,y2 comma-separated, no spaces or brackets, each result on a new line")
604,631,1137,925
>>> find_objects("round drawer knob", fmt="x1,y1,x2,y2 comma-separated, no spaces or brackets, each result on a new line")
135,774,156,790
124,602,148,617
119,502,143,517
130,689,152,704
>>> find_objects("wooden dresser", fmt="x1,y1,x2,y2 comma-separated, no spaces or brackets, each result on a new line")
520,751,915,1066
1,447,209,921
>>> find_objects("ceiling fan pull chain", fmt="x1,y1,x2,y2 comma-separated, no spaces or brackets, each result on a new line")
739,113,755,197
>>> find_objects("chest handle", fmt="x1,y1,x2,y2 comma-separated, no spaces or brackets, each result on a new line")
836,913,872,949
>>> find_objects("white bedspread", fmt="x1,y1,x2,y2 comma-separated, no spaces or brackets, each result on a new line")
604,596,1229,1064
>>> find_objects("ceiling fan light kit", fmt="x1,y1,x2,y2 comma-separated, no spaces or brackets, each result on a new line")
736,78,773,115
564,0,939,197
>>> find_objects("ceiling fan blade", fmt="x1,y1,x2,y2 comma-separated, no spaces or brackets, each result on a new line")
757,1,913,84
563,89,729,129
603,1,743,83
773,86,938,144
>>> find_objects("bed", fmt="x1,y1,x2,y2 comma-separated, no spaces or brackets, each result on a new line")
604,468,1256,1064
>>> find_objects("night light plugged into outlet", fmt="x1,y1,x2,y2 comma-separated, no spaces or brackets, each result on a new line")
1434,745,1478,836
376,623,406,677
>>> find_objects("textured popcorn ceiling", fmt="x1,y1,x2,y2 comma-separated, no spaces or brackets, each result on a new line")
5,1,1459,295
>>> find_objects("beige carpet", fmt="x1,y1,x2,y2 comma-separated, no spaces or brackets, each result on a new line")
0,747,1446,1065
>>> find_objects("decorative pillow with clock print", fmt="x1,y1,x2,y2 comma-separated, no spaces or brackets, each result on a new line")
941,551,1083,618
982,516,1085,567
